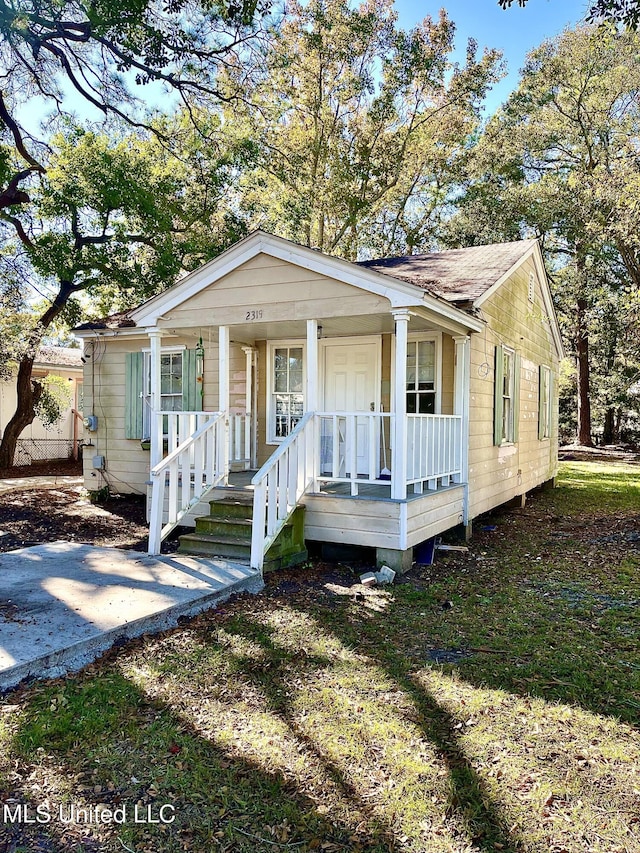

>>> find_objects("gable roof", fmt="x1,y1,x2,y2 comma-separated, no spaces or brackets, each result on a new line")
124,230,484,334
73,231,562,356
359,240,538,305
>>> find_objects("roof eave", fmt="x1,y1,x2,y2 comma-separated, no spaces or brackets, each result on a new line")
129,230,483,333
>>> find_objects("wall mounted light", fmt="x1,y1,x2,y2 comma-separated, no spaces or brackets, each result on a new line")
317,324,323,340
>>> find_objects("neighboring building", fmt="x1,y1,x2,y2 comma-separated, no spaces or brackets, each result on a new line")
0,347,84,465
74,231,562,572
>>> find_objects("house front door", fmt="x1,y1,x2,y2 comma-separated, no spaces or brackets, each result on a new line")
322,339,380,477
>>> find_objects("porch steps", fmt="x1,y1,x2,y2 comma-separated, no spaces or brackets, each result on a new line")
178,491,308,572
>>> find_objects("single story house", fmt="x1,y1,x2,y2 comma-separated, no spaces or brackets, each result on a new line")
0,346,84,465
74,231,562,572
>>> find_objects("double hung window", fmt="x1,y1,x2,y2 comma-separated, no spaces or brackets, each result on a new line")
270,345,304,441
406,339,436,414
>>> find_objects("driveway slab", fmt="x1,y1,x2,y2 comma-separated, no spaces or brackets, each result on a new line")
0,541,263,692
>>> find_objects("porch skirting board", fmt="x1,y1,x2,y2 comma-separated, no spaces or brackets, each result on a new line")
303,485,465,551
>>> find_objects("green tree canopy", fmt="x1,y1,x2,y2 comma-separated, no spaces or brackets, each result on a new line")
447,25,640,444
224,0,502,259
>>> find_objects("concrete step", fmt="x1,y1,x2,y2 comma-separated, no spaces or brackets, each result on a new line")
195,515,253,538
178,533,252,560
179,504,307,573
208,496,254,520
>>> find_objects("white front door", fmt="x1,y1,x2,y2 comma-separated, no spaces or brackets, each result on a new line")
322,340,380,476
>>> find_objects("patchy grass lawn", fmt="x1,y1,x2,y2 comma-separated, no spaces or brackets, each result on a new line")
1,460,639,853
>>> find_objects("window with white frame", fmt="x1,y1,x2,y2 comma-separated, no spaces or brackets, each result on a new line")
143,349,184,436
501,347,515,443
539,365,551,440
406,339,437,414
269,344,304,441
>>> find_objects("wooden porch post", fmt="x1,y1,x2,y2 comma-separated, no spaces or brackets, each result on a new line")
306,319,319,491
219,325,230,483
306,320,319,411
392,310,410,500
453,335,471,522
148,328,163,469
241,345,255,468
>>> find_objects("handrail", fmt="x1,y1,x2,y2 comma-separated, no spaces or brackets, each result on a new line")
148,411,225,555
250,412,316,571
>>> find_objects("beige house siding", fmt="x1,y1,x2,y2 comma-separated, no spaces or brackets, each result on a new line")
467,257,559,521
157,253,390,330
82,333,246,494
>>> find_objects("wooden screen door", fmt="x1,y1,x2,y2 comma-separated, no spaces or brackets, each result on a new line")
323,340,380,476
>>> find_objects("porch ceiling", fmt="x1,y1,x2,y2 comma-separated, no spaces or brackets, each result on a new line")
159,311,467,344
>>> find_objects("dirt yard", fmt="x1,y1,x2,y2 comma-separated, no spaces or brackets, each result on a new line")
0,459,149,552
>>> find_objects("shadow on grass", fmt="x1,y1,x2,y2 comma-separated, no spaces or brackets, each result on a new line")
208,611,524,853
2,667,390,853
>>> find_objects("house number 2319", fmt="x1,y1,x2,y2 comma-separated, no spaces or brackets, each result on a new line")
245,309,263,321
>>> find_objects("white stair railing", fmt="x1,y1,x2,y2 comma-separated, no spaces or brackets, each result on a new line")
250,412,316,571
407,414,463,492
148,411,225,555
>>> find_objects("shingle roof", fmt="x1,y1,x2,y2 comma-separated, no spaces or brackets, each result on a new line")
34,346,83,368
73,310,136,332
358,240,537,304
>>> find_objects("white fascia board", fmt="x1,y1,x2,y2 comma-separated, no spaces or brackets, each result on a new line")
73,327,147,340
533,246,565,360
129,230,480,333
411,304,484,335
129,233,266,325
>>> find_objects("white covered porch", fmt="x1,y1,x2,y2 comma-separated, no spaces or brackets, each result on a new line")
146,314,473,573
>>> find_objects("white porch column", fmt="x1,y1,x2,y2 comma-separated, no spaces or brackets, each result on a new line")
391,310,410,500
306,319,320,491
453,335,471,521
306,319,319,411
219,325,230,482
148,328,163,469
241,345,255,467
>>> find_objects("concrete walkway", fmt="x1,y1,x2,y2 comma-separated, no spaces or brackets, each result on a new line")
0,542,263,692
0,474,84,495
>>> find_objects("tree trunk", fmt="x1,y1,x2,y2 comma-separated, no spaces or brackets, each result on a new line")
0,356,42,469
602,407,615,445
0,279,73,469
575,294,593,447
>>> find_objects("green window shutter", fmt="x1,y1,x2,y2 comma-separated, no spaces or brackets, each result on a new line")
538,366,544,441
513,352,521,443
125,352,144,439
493,345,504,446
181,349,203,412
548,370,554,438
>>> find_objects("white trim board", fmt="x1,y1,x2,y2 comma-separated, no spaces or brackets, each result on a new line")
129,231,483,335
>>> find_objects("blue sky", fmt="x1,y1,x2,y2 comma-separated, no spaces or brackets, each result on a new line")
23,0,592,132
395,0,591,114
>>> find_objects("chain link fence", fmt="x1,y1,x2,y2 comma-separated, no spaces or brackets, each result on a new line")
13,438,79,466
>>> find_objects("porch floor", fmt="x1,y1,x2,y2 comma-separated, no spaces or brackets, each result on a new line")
223,471,456,502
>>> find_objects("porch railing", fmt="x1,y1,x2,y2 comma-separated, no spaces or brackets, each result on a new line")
406,414,463,492
160,411,220,457
250,412,316,571
229,412,251,468
314,412,463,496
148,411,225,555
316,412,392,496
